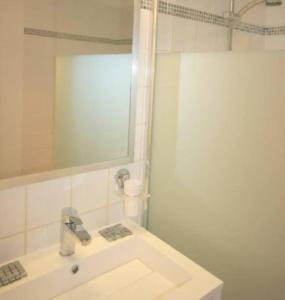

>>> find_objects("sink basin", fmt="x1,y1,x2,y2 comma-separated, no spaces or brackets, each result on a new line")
0,221,223,300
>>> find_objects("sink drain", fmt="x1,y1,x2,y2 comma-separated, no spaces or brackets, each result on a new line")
71,264,80,274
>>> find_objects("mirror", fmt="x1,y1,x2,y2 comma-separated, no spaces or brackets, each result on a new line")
0,0,136,180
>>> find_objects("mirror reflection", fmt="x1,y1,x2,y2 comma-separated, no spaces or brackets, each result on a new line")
0,0,134,179
55,54,132,168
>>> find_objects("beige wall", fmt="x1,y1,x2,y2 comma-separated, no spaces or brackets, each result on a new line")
0,0,24,178
149,52,285,300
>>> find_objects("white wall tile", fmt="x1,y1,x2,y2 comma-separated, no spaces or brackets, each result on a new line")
232,31,252,51
157,14,173,53
139,9,153,50
27,222,60,253
72,170,108,214
265,2,285,26
80,208,107,232
134,124,147,162
174,0,216,14
172,18,197,52
0,234,25,264
108,202,125,225
214,27,228,52
249,34,265,50
0,186,26,238
138,48,152,87
212,0,229,16
195,22,218,52
27,177,71,229
136,87,150,125
265,35,285,50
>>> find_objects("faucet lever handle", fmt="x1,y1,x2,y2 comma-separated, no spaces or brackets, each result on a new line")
68,216,83,225
62,207,82,225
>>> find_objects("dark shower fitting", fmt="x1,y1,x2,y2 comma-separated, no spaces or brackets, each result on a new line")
225,0,283,50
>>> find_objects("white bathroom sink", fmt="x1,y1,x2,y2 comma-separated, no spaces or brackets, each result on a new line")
0,221,223,300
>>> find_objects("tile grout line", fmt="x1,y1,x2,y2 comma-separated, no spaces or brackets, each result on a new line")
0,205,110,243
0,231,26,241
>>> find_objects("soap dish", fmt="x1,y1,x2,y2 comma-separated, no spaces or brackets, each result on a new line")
0,261,27,288
99,224,132,242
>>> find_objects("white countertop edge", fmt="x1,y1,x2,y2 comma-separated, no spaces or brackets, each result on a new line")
124,220,223,299
0,220,223,300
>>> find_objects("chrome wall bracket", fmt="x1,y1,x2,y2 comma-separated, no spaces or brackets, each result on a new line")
115,169,130,193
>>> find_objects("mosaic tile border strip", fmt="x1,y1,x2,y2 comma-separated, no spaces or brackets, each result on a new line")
233,21,265,35
141,0,285,36
141,0,153,10
24,28,132,45
265,26,285,35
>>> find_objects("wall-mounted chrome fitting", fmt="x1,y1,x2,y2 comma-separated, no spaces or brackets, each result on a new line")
115,169,130,193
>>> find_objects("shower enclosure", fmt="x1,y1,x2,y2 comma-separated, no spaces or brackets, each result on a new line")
147,1,285,300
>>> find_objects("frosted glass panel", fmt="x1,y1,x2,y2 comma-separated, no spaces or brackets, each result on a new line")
55,54,132,168
149,51,285,300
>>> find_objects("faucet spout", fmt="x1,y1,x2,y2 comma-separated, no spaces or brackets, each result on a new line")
60,207,92,256
70,224,92,246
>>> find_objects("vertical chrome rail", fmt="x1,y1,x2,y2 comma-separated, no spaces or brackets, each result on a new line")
227,0,235,51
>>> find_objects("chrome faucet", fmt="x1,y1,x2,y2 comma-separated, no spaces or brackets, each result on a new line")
60,207,92,256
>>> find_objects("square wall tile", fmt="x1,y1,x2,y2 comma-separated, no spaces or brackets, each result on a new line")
108,162,146,204
265,35,285,50
157,14,173,53
134,124,147,162
72,170,108,214
108,202,125,225
27,222,60,253
138,48,152,87
139,9,153,50
27,177,71,229
0,234,25,264
232,31,251,51
214,27,227,52
195,22,217,52
172,18,197,52
80,208,107,232
0,186,26,238
136,87,150,125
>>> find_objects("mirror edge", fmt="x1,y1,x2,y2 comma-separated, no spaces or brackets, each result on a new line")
0,0,141,191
